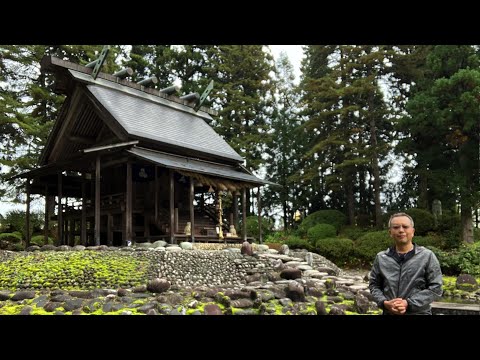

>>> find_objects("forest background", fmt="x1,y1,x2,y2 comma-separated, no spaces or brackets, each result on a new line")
1,45,479,246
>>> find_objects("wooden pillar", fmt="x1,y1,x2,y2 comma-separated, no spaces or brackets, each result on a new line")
107,214,113,246
81,181,87,245
233,192,239,232
64,198,69,245
44,184,49,245
126,161,132,245
155,166,158,221
257,187,262,244
189,177,195,243
94,155,101,246
25,179,31,248
69,219,75,246
58,172,63,246
242,187,247,241
169,169,175,244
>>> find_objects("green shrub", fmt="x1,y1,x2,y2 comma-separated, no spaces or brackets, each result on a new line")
436,210,460,233
245,216,274,239
2,210,44,239
414,233,445,249
284,236,312,251
314,237,354,266
30,235,54,246
339,226,369,240
355,231,393,264
307,223,336,242
264,230,297,244
405,208,435,235
428,246,459,276
0,232,23,243
297,210,346,236
456,242,480,276
0,232,24,251
441,229,462,249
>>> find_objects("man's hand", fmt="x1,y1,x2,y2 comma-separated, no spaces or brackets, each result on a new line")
384,298,408,315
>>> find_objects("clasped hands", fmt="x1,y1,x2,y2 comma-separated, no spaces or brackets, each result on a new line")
384,298,408,315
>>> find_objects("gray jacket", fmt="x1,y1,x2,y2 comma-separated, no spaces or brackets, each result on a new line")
369,244,443,315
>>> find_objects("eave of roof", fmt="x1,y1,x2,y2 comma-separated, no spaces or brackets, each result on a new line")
127,147,276,186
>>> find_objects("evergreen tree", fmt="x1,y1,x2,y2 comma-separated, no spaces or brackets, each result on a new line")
262,52,305,229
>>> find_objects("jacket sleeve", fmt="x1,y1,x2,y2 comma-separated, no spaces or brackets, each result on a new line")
369,254,388,309
406,252,443,311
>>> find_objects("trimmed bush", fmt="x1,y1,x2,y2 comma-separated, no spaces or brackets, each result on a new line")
314,237,354,266
0,232,23,243
30,235,54,247
414,234,445,249
355,231,394,264
339,226,369,240
405,208,434,235
297,210,346,236
284,236,312,251
264,230,298,244
307,223,336,242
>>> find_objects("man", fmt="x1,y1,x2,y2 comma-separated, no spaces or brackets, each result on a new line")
369,212,443,315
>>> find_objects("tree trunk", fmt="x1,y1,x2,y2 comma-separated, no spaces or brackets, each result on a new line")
461,204,474,244
369,112,382,229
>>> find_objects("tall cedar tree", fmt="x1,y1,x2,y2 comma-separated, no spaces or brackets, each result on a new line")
262,52,304,229
405,45,480,243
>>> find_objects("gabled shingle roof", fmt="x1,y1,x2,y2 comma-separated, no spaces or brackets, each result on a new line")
69,69,244,163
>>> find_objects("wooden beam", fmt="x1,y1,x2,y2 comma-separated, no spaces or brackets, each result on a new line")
169,169,174,244
49,88,84,163
107,214,113,246
190,177,195,243
126,161,132,245
58,173,63,245
81,181,87,245
68,135,96,145
44,184,49,245
94,155,101,245
155,166,158,220
242,187,247,241
233,192,239,232
83,140,139,154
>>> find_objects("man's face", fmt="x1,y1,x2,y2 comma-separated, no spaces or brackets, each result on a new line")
389,216,415,245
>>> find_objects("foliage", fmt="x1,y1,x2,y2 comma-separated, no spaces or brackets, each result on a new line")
30,235,54,247
298,209,346,236
314,237,355,266
338,225,370,240
264,230,299,244
245,215,274,239
283,237,312,251
355,231,393,264
0,251,149,290
1,209,44,239
405,208,435,235
0,232,22,243
262,52,305,230
430,243,480,277
307,223,336,243
414,234,445,249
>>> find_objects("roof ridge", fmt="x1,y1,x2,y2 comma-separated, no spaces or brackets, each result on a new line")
40,55,218,116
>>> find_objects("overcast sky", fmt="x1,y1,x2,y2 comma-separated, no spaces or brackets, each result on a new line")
269,45,304,82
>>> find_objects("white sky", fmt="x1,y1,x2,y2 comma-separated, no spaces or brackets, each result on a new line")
269,45,304,82
0,45,306,217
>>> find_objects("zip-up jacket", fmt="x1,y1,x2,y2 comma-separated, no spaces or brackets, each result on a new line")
369,244,443,315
